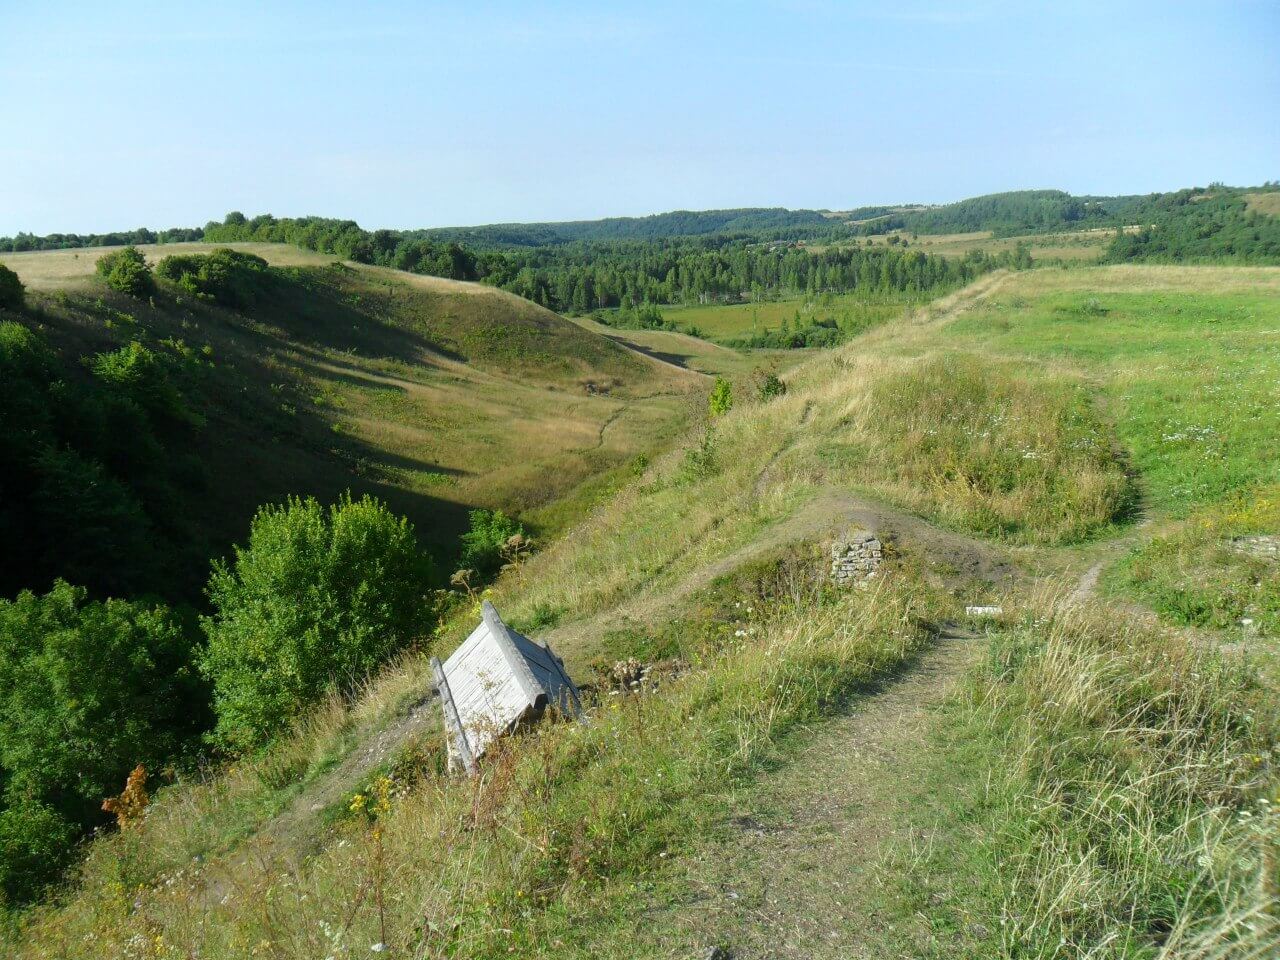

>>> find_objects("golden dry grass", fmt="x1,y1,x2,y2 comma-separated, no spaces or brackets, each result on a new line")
1244,191,1280,216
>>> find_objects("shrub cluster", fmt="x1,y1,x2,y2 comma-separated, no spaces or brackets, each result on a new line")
155,248,271,308
0,263,23,310
202,494,433,752
0,582,204,903
95,246,154,298
458,508,524,577
0,491,437,901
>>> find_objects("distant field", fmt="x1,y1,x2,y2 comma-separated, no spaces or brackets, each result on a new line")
0,241,339,287
568,316,774,377
660,292,911,343
852,227,1114,262
1244,190,1280,216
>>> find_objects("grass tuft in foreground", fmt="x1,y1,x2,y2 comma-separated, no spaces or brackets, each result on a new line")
897,593,1278,959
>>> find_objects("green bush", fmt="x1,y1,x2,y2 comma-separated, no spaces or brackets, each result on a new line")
753,369,786,401
0,581,202,902
95,246,153,298
201,494,433,752
708,376,733,416
155,248,270,308
90,341,197,428
459,508,524,576
0,263,24,310
0,802,76,905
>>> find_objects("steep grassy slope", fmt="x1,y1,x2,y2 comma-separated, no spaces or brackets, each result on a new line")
2,244,702,597
6,267,1275,957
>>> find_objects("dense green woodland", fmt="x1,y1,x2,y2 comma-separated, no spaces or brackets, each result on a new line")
5,185,1279,276
853,189,1119,236
421,207,832,245
1103,188,1280,263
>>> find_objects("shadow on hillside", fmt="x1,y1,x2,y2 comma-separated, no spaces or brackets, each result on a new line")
19,284,478,604
250,268,467,366
600,333,697,369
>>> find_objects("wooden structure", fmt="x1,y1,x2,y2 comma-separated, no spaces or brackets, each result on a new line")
431,600,584,775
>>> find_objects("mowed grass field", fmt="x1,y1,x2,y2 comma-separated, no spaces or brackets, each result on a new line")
851,226,1117,261
5,244,708,553
660,291,913,343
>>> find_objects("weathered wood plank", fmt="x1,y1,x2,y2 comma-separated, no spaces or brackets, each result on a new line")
432,656,476,776
438,602,587,771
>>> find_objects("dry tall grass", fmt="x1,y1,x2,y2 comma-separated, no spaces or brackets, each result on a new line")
840,353,1131,544
960,591,1278,958
10,578,941,957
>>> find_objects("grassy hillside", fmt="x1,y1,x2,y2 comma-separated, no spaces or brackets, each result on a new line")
0,243,702,599
4,264,1276,957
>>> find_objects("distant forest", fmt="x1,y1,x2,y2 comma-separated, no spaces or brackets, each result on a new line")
4,185,1279,290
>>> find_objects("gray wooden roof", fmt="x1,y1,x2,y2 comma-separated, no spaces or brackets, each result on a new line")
432,601,583,773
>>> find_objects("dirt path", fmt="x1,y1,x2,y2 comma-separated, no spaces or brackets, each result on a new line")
621,628,982,959
545,488,1016,658
198,688,442,908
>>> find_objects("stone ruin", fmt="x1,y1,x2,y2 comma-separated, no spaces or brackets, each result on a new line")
1229,535,1280,562
830,530,883,587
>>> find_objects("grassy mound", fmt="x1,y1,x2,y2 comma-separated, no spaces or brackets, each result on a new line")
892,594,1278,958
827,353,1132,545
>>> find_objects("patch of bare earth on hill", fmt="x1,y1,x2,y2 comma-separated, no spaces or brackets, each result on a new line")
612,628,983,959
544,489,1016,658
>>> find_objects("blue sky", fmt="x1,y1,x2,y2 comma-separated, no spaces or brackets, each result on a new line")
1,1,1277,234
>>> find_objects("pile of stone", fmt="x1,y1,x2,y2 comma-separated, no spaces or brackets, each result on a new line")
1229,535,1280,561
830,531,883,587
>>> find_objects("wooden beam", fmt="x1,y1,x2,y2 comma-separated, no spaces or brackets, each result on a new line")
432,656,477,776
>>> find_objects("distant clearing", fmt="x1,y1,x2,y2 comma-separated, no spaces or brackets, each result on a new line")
661,292,912,343
0,241,338,288
1244,190,1280,216
844,227,1115,262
